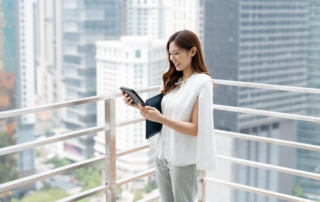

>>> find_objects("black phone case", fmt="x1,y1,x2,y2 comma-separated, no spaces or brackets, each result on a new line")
120,86,145,107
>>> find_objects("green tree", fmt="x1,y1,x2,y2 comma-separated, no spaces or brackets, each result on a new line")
10,198,19,202
73,164,103,191
293,184,307,199
116,186,123,198
133,191,143,201
144,183,156,193
21,189,68,202
44,157,69,168
0,131,18,184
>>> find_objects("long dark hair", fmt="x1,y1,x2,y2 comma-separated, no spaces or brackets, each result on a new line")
161,30,211,95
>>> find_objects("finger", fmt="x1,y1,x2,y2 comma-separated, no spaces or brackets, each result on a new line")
140,110,146,117
125,96,131,102
125,97,132,105
139,103,146,111
124,93,130,99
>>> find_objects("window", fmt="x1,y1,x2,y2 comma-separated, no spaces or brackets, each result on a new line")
135,50,141,58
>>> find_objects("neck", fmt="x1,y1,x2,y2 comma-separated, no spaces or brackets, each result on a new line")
182,66,194,81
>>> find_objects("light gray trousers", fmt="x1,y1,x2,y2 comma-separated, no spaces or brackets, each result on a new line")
156,157,200,202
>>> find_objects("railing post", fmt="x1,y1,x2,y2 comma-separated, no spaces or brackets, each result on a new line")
105,97,116,202
197,171,206,202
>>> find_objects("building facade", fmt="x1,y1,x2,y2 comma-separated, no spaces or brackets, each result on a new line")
60,0,122,161
204,1,308,201
0,0,36,198
95,36,167,189
296,0,320,200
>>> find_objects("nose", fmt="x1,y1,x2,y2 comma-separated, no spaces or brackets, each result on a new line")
170,54,176,62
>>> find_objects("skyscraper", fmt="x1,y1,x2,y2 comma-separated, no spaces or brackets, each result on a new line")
204,1,308,201
296,0,320,200
61,0,122,161
1,0,36,198
95,36,167,190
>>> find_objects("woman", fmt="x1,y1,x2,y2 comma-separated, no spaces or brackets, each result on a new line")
122,30,217,201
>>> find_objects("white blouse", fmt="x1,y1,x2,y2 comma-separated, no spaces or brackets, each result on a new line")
150,72,218,171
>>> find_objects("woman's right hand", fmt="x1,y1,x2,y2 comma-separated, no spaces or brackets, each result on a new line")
121,91,138,109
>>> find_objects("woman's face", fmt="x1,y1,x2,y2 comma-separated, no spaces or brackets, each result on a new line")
168,41,194,72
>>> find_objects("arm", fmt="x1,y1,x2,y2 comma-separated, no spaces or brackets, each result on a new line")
138,98,199,136
159,97,199,136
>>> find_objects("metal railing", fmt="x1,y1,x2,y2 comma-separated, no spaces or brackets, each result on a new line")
0,80,319,202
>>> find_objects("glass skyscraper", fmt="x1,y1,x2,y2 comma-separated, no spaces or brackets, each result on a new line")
296,0,320,200
1,0,36,198
61,0,122,161
204,0,309,201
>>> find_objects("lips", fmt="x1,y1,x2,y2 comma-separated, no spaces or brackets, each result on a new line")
174,63,180,67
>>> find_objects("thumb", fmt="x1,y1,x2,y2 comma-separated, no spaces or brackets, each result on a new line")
144,106,154,110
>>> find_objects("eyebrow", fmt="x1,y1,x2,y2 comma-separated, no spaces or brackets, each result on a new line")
168,49,180,53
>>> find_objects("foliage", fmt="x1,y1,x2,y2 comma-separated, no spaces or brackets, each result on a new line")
133,191,143,201
77,198,90,202
41,182,52,191
10,198,19,202
0,131,17,184
117,186,123,195
74,164,103,191
144,183,156,193
44,157,69,168
35,149,41,157
20,189,68,202
293,184,307,199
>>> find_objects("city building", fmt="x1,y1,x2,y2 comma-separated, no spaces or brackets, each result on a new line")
60,0,122,161
296,0,320,200
204,1,308,201
95,36,167,190
0,0,36,198
124,0,204,41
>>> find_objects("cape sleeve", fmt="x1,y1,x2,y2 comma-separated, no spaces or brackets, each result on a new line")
196,79,218,171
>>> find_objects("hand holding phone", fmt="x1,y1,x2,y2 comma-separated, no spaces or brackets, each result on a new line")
120,86,145,107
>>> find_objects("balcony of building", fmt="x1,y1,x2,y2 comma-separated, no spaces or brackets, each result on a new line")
0,79,319,202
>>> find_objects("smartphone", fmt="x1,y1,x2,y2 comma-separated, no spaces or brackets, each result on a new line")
120,86,145,107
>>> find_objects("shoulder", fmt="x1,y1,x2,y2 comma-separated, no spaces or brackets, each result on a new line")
193,73,212,86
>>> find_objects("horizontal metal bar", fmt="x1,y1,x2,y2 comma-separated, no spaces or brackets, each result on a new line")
218,155,320,180
0,93,116,119
204,177,314,202
213,104,320,123
116,143,150,158
136,192,161,202
2,79,320,120
58,167,157,202
116,168,156,187
212,79,320,94
0,125,108,157
0,156,109,193
56,184,110,202
116,117,145,128
215,130,320,152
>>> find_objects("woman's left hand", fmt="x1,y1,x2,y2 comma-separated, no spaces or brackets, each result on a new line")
138,103,163,123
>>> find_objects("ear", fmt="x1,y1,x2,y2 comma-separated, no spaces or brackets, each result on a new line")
190,47,197,57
